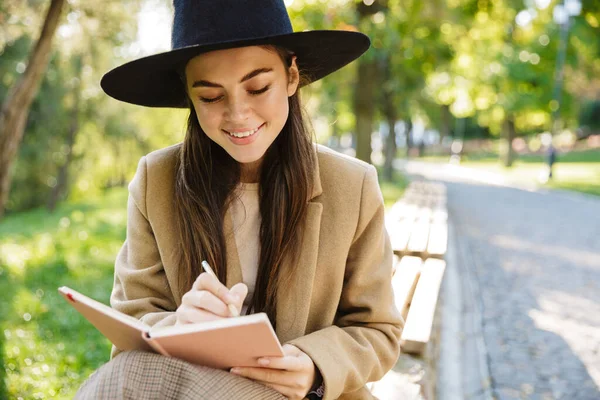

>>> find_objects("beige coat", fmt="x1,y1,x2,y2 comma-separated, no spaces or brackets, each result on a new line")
110,143,403,400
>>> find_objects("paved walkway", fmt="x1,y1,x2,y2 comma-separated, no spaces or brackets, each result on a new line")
396,160,600,400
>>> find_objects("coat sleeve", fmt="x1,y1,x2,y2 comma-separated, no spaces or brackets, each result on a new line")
288,165,403,400
110,156,178,358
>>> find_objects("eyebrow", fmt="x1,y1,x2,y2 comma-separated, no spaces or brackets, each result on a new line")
191,68,274,88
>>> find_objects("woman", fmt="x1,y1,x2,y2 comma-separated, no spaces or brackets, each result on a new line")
77,0,403,399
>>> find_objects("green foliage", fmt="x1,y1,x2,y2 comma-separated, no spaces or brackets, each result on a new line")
460,117,492,139
426,0,600,136
0,187,128,399
579,100,600,129
1,0,187,214
7,51,71,211
288,1,359,138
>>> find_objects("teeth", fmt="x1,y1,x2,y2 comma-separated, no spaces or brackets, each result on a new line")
227,125,261,138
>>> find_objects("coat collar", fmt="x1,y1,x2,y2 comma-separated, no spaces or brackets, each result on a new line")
309,147,323,200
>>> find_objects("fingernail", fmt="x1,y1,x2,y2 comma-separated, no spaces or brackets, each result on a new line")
258,358,270,366
226,293,236,303
230,368,240,374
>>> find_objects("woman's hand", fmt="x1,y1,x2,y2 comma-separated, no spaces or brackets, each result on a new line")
175,272,247,325
230,344,319,400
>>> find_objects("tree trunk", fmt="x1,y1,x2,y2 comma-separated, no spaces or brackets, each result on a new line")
47,55,82,212
381,57,397,181
405,120,413,158
354,55,378,164
383,117,397,181
502,116,516,168
354,1,386,164
0,0,65,219
440,104,451,144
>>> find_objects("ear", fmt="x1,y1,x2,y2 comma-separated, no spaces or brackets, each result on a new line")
287,56,300,97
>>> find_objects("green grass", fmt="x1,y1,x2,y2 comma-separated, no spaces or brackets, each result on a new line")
0,187,128,399
377,168,410,209
421,149,600,197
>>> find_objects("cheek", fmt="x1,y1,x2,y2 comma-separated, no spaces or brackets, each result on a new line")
259,88,290,120
194,105,221,131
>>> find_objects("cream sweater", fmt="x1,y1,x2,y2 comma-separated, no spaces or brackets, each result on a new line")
229,183,260,314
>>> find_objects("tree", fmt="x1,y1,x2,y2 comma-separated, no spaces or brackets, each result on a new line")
3,0,158,213
47,54,82,211
379,0,452,173
354,0,388,163
0,0,65,219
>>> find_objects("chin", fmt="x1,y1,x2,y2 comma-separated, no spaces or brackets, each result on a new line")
231,151,266,165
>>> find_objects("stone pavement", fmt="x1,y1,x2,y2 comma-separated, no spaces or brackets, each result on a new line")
397,160,600,400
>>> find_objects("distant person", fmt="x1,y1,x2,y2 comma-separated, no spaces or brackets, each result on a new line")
547,144,557,180
418,140,425,157
73,1,402,399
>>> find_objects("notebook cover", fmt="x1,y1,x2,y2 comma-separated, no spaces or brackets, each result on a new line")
147,312,284,369
58,286,154,353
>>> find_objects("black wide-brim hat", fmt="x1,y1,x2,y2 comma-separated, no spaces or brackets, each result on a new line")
100,0,370,108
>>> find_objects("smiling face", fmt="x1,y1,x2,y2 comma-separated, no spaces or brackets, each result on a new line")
185,46,300,181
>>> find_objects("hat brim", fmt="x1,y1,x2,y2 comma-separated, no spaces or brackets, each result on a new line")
100,30,370,108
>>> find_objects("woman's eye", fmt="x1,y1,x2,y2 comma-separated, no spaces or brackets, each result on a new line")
199,96,222,104
249,85,270,95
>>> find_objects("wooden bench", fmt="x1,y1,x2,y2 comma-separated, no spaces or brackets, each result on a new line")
385,180,448,355
369,180,449,399
368,181,448,400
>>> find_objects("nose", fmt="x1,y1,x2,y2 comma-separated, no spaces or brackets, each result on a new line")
224,93,250,122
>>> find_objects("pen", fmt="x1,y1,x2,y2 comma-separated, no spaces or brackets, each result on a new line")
201,260,240,317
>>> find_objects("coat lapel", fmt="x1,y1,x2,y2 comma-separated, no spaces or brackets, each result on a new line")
275,149,323,343
275,202,322,343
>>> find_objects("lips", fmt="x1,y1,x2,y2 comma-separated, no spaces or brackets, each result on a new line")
223,123,264,138
222,123,264,145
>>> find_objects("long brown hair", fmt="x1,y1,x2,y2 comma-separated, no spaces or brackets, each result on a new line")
174,46,315,328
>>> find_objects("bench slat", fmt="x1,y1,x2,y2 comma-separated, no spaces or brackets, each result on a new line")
391,256,422,320
431,207,448,223
427,222,448,257
390,219,415,253
400,258,446,354
386,203,419,232
406,219,430,254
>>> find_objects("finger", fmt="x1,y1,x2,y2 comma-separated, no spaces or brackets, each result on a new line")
229,282,248,310
182,290,230,317
256,355,303,371
230,367,296,386
257,344,306,371
192,272,236,304
281,344,302,356
177,306,225,324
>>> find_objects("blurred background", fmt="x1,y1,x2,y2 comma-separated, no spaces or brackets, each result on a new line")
0,0,598,399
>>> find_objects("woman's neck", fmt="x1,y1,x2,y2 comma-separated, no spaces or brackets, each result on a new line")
240,159,262,183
